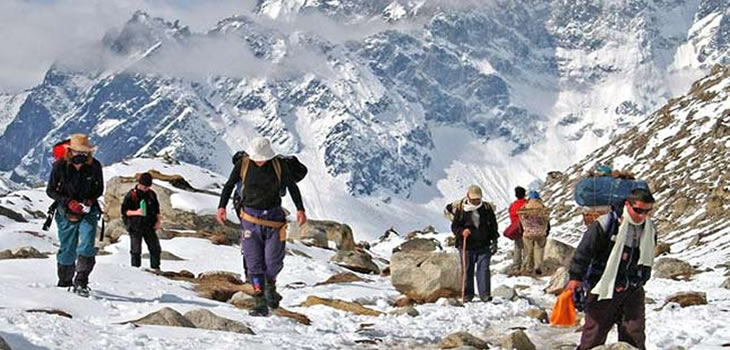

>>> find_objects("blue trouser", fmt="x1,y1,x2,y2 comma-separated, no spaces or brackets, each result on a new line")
459,246,492,298
240,207,286,287
55,207,99,265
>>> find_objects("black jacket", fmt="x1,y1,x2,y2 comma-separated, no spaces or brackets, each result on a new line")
448,202,499,251
218,157,304,211
46,159,104,207
569,210,655,290
121,187,160,231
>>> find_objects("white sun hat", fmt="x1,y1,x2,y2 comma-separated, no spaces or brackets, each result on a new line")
247,136,276,162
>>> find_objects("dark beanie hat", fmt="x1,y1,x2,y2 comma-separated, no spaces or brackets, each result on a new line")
139,172,153,187
515,186,526,199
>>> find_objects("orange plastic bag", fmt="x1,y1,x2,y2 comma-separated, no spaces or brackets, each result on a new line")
550,289,577,327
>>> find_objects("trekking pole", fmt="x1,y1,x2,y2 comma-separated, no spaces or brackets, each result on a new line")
461,234,468,303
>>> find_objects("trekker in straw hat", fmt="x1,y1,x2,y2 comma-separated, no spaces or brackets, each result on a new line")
46,133,104,297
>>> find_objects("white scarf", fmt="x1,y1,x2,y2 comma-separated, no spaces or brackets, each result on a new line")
462,198,481,228
591,210,656,300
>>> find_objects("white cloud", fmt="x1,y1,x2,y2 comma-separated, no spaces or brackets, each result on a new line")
0,0,253,92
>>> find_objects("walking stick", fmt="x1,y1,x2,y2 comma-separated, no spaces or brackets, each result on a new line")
461,234,468,303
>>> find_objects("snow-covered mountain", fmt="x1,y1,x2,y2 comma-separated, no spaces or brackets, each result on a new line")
543,65,730,268
1,2,730,236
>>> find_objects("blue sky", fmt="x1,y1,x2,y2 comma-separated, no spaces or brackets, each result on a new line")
0,0,253,92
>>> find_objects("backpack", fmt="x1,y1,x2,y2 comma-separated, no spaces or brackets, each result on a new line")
231,152,308,213
51,139,70,163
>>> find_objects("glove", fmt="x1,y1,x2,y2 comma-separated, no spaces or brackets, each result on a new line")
489,241,498,255
67,200,84,214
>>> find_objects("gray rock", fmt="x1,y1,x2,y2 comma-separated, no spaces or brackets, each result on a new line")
0,250,13,260
130,307,195,328
330,249,380,274
389,306,420,317
392,238,442,254
183,309,254,335
654,258,694,279
543,239,575,267
501,330,535,350
440,331,489,349
299,219,356,251
720,278,730,289
493,285,518,301
391,251,461,303
0,335,11,350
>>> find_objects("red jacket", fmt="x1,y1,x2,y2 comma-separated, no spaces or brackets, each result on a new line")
509,198,528,224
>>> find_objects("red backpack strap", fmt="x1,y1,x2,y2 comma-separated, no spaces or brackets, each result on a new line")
130,188,138,203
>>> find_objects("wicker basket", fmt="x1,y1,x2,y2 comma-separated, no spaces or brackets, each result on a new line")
518,206,551,240
581,206,612,227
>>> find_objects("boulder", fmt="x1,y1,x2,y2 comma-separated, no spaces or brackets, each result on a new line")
543,238,575,267
501,330,535,350
130,307,195,328
103,176,240,247
299,219,356,251
543,266,570,295
440,332,489,349
183,309,254,335
721,278,730,289
492,285,518,301
391,251,461,303
654,242,671,257
330,250,380,274
228,291,255,309
654,258,694,279
0,246,48,260
392,238,442,254
664,291,707,308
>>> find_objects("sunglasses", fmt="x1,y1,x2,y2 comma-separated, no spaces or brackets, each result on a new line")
631,206,653,215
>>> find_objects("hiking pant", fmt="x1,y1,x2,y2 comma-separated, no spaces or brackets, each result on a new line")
578,287,646,350
55,207,99,266
459,246,492,298
522,236,546,272
512,239,524,268
240,207,286,288
129,226,161,269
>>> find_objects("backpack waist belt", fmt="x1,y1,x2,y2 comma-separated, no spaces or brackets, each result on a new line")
240,211,288,241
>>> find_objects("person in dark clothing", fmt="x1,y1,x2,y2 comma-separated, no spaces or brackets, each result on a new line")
121,172,162,270
446,185,499,302
566,188,657,350
216,137,307,316
45,134,104,297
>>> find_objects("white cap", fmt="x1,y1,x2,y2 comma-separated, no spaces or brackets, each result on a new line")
247,137,276,162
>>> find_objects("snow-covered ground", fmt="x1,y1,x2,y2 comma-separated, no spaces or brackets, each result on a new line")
1,159,729,349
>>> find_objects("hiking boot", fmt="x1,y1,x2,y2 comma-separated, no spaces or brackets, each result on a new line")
249,294,269,317
479,295,493,302
463,295,474,303
72,285,91,298
131,254,141,268
56,263,75,288
264,282,282,309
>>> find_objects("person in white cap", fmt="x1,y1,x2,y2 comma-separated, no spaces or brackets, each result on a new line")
46,133,104,297
216,136,307,316
445,184,499,302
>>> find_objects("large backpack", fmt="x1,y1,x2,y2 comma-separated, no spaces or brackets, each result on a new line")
231,152,308,213
574,176,649,207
